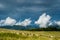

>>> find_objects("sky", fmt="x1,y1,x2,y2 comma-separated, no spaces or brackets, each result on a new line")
0,0,60,26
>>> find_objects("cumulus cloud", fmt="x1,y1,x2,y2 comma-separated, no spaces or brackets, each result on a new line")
55,21,60,26
16,18,32,26
0,20,5,26
0,17,32,26
48,22,53,26
0,17,16,26
35,13,51,28
4,17,16,26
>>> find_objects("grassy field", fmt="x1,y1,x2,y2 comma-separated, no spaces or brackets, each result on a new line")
0,28,60,40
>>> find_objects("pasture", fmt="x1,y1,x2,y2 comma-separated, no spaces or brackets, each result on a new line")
0,28,60,40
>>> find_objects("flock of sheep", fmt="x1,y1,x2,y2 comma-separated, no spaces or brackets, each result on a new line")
0,31,55,38
0,30,60,39
16,32,54,38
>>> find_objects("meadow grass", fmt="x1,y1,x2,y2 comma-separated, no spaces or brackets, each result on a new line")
0,28,60,40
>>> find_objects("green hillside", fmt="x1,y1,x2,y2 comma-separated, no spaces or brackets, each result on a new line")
0,28,60,40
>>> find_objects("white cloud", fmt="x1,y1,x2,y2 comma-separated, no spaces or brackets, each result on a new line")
48,22,53,26
55,21,60,26
0,17,16,26
0,17,31,26
35,13,51,28
16,18,32,26
0,20,5,26
4,17,16,26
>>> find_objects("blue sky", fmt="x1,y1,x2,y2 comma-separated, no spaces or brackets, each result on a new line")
0,0,60,21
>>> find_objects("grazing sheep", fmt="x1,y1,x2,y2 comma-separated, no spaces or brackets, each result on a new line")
28,33,33,37
33,34,39,37
16,32,19,35
35,34,39,37
21,33,26,36
49,35,54,38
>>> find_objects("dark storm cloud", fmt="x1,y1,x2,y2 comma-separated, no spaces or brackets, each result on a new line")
0,0,54,11
0,0,60,21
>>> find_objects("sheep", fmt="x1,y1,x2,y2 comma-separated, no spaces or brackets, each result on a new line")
28,33,33,37
21,33,26,36
49,35,54,38
16,32,19,35
33,34,39,37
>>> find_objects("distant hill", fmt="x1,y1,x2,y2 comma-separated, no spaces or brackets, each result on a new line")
0,25,60,31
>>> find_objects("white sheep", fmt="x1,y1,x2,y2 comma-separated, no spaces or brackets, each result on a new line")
16,32,19,35
49,35,54,38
